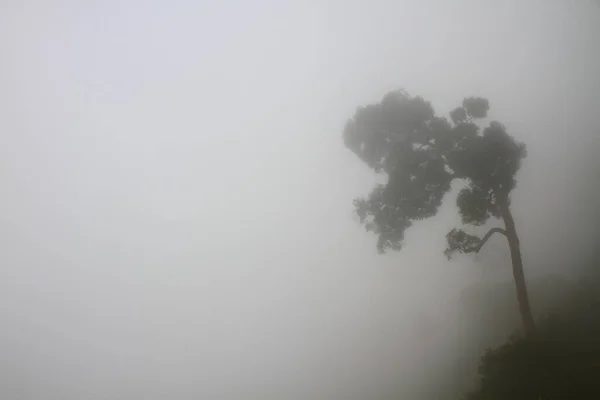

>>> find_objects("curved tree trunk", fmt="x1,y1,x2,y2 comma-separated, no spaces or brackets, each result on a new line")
500,199,536,336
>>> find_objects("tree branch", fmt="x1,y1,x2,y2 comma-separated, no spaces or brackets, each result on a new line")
445,227,507,259
463,227,507,253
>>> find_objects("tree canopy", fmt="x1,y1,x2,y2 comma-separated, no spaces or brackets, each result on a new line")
343,90,527,256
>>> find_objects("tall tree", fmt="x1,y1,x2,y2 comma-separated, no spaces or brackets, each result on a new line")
343,90,535,335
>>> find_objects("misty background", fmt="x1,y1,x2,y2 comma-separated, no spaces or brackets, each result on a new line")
1,1,599,399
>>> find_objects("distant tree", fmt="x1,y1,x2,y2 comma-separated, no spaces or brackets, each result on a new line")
343,90,535,335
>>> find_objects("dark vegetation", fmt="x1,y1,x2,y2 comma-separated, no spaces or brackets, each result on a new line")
343,90,534,334
464,265,600,400
342,90,600,398
407,272,600,400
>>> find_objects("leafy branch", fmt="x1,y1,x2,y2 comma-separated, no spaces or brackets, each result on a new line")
444,227,507,259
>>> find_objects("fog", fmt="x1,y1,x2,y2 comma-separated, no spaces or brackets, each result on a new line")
1,1,599,399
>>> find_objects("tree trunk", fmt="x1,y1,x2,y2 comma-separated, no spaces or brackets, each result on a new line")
500,199,536,336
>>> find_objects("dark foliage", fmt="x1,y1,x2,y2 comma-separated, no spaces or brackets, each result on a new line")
343,90,526,255
465,275,600,400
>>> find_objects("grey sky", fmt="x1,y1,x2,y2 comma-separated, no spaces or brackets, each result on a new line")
1,1,599,399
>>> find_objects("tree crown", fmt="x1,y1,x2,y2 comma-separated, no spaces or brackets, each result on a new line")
343,90,526,254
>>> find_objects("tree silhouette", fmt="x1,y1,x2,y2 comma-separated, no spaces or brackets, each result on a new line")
343,90,535,335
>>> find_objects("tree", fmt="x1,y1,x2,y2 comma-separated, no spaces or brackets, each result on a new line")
343,89,535,335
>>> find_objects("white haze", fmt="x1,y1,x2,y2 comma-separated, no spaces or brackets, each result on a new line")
1,1,599,399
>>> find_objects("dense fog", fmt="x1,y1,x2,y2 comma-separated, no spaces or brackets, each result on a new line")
1,1,599,399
